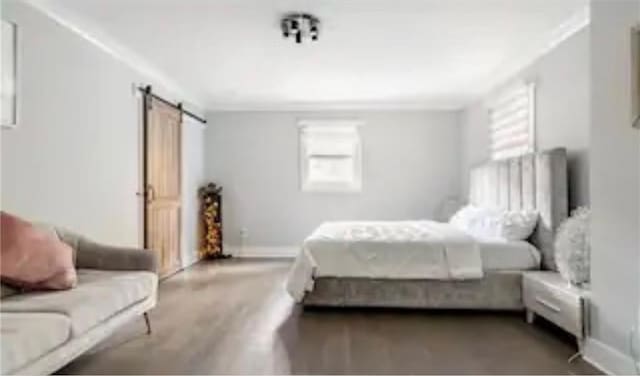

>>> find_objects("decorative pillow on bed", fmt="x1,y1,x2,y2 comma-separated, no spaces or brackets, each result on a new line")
449,205,494,237
499,210,539,240
450,205,538,241
449,205,483,230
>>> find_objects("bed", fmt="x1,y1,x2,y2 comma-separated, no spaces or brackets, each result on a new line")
286,148,568,310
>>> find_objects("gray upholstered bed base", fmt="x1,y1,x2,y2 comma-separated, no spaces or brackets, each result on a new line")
303,271,524,310
301,148,568,310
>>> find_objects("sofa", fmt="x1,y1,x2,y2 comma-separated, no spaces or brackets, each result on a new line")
0,228,158,375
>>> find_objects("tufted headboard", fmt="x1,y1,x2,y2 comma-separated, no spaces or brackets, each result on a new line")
469,148,568,270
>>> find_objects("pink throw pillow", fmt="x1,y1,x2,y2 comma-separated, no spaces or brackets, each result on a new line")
1,212,77,290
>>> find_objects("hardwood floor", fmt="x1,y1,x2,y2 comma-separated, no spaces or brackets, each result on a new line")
58,259,600,375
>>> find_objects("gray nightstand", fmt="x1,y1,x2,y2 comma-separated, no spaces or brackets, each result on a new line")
523,271,589,356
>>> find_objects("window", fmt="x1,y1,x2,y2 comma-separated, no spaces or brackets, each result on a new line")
489,82,536,160
299,120,362,193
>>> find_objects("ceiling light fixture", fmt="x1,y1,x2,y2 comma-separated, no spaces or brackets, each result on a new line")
281,13,320,44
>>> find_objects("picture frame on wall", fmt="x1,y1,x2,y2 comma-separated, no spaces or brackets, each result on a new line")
1,20,17,129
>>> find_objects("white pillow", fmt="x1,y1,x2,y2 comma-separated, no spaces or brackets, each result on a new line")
449,205,485,231
499,210,539,241
449,205,495,238
449,205,538,241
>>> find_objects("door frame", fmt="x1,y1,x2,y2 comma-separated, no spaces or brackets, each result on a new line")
141,87,150,249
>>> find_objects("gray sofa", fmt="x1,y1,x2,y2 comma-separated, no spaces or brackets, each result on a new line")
0,229,158,375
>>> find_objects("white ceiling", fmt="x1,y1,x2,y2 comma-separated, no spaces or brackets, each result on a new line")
29,0,588,111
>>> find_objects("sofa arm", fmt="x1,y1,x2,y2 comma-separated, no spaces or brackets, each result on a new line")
75,238,158,273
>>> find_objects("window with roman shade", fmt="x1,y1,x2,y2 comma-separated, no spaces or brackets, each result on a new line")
489,82,536,160
299,120,362,193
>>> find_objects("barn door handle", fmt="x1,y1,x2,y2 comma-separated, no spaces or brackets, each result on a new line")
146,185,156,203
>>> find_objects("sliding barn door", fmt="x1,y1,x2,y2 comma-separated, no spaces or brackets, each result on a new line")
145,97,182,277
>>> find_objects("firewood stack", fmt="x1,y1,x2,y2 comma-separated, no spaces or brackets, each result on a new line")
198,183,228,259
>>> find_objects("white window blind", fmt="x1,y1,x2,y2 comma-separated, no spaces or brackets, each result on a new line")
489,83,536,160
299,120,362,192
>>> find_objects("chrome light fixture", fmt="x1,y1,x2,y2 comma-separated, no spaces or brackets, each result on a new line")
281,13,320,44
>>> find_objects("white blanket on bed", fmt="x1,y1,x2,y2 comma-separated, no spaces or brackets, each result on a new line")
286,220,483,302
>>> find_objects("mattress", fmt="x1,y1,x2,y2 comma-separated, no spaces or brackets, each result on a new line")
478,240,541,270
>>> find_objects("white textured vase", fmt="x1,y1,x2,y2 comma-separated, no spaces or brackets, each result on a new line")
554,207,590,286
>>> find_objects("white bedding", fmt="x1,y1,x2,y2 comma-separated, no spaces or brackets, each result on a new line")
286,220,484,302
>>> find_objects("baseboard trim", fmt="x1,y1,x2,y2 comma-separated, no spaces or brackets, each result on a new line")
180,252,201,269
583,337,637,375
224,244,299,258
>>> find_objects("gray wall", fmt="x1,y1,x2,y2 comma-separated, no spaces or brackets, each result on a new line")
205,111,461,250
585,1,640,373
1,0,141,246
181,117,207,267
461,27,590,210
1,1,204,267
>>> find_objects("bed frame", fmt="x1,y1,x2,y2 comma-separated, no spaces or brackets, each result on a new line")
302,148,568,310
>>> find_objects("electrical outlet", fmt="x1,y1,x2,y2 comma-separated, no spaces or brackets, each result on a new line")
240,228,249,239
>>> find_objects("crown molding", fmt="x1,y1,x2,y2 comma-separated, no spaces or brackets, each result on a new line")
479,5,590,98
23,0,207,109
546,5,591,54
206,6,590,112
205,100,467,112
21,1,589,113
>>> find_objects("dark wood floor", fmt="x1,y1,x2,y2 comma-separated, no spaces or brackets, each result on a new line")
58,259,600,375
